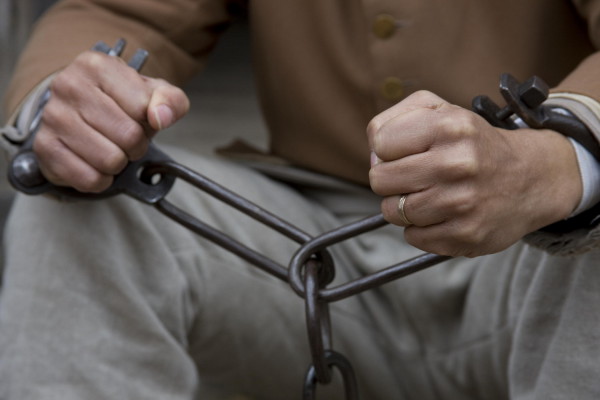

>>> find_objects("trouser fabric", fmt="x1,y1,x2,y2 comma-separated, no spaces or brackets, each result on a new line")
0,148,599,400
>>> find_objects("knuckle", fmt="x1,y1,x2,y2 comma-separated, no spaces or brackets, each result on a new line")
33,130,60,158
118,121,147,156
370,130,385,154
411,90,446,110
75,50,109,70
130,96,151,121
440,110,478,141
121,120,145,144
446,154,479,179
448,190,477,215
39,102,62,129
368,166,388,195
130,141,149,160
51,72,81,99
454,222,485,248
411,90,436,102
100,150,128,174
75,172,112,193
367,117,384,141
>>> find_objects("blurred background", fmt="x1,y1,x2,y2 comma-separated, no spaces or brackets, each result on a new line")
0,0,267,237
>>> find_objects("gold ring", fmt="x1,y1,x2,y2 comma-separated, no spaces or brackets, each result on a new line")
397,194,413,226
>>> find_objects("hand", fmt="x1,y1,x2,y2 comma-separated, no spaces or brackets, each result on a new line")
33,50,190,192
367,90,583,257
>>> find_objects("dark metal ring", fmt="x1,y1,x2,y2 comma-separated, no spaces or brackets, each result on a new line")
303,350,359,400
304,259,333,384
288,214,388,298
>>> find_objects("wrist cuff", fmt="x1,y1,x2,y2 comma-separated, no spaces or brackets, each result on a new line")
0,73,55,157
568,137,600,216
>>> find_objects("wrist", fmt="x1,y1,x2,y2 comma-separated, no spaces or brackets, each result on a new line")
507,128,583,232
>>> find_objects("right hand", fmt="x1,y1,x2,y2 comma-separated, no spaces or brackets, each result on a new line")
367,90,582,257
34,50,190,193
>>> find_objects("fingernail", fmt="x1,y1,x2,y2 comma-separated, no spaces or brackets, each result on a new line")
370,151,382,167
153,104,174,131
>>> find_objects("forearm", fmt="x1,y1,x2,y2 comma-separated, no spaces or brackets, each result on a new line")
517,51,600,254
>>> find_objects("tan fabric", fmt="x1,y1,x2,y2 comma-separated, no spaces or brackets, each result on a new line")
3,0,600,185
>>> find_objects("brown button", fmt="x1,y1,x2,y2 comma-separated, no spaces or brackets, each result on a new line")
381,77,405,101
373,14,397,39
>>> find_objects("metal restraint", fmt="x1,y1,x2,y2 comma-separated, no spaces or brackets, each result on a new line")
6,40,598,399
473,74,600,232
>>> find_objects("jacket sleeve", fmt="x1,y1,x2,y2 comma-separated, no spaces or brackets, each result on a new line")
554,1,600,97
2,0,231,116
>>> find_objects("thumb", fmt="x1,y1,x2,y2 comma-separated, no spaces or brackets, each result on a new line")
146,78,190,131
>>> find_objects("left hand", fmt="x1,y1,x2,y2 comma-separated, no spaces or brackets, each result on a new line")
367,90,583,257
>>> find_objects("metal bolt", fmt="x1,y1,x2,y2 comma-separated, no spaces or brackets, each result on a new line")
519,76,549,109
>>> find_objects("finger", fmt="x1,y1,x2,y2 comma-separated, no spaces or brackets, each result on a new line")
68,52,189,130
145,78,190,131
369,152,438,196
381,191,443,227
367,90,447,140
380,184,477,228
41,99,129,175
369,107,442,162
72,86,149,161
69,52,153,121
380,195,414,227
367,91,448,159
370,139,482,197
33,130,113,193
52,55,151,159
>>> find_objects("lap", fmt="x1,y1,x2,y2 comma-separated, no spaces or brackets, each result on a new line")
0,147,598,400
0,149,403,399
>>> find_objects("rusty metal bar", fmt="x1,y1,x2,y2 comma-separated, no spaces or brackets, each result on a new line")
144,161,314,244
154,198,290,282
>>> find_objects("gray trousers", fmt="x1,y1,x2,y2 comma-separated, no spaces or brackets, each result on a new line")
0,147,599,400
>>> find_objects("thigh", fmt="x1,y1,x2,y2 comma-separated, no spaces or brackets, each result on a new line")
159,151,415,399
0,149,403,400
374,240,600,400
507,247,600,400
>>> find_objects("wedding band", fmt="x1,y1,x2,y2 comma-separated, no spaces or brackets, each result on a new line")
397,194,413,226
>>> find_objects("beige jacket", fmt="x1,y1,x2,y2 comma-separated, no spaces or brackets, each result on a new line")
4,0,600,185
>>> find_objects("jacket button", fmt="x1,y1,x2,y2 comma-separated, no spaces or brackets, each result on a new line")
373,14,397,39
381,77,405,101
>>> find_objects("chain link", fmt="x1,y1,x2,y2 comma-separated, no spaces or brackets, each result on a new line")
303,351,359,400
136,159,450,399
304,259,333,384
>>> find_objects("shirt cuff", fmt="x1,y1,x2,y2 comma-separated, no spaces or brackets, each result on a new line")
546,93,600,216
569,137,600,216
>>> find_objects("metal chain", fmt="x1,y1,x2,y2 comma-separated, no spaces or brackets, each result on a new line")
10,142,450,398
137,159,451,399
